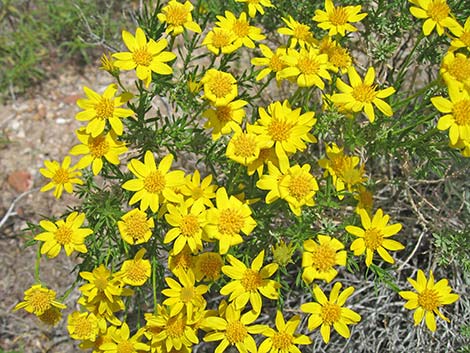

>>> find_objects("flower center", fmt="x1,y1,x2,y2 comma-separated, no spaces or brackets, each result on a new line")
73,315,95,340
297,57,320,75
453,99,470,125
124,212,150,242
132,47,153,66
310,244,337,272
144,171,166,193
94,276,110,291
329,47,351,69
198,254,222,280
126,262,149,283
171,249,193,271
166,4,188,25
288,174,312,201
218,208,244,235
427,1,449,22
216,105,233,122
321,303,341,325
241,269,262,291
417,288,440,311
352,83,377,103
117,341,134,353
225,321,247,344
39,307,61,326
95,98,114,119
167,316,185,338
52,168,70,185
268,120,292,141
270,54,285,72
212,30,232,48
232,134,258,159
180,286,195,303
89,136,110,158
293,24,311,41
29,289,52,314
364,228,383,251
233,20,250,37
208,74,233,98
446,56,470,82
55,225,73,245
271,331,293,350
329,7,348,25
180,214,200,237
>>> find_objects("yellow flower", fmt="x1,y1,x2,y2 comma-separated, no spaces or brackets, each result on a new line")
354,185,374,215
122,151,185,213
202,27,238,55
203,304,266,353
118,208,155,245
440,51,470,90
399,269,459,332
201,69,238,106
162,271,208,317
203,99,247,140
258,311,312,353
450,17,470,51
431,83,470,144
164,200,207,254
117,248,151,286
300,282,361,343
180,170,217,208
409,0,460,36
69,128,128,175
220,250,280,313
67,311,102,341
38,307,63,327
449,135,470,157
216,11,265,49
157,0,201,36
250,100,317,171
277,16,316,48
235,0,274,18
318,36,352,73
113,27,176,87
35,212,92,258
168,245,196,277
247,147,278,177
100,53,119,76
331,66,395,123
39,156,83,199
100,322,149,353
302,235,347,284
194,252,224,282
14,284,66,316
346,208,404,267
75,84,133,137
271,240,295,267
251,45,289,82
226,128,271,166
313,0,367,36
205,187,257,254
280,47,331,89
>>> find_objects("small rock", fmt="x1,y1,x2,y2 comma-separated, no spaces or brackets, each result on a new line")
7,170,33,193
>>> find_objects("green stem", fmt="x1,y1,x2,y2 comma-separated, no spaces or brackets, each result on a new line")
34,244,41,283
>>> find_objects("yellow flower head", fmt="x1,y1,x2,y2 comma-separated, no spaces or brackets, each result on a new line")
100,53,119,76
201,69,238,106
235,0,274,18
331,66,395,123
251,45,289,82
226,128,271,166
220,250,280,313
450,17,470,51
280,47,331,89
79,264,125,304
302,235,347,284
313,0,367,36
247,146,279,177
164,200,207,254
399,269,459,332
118,208,155,245
100,322,149,353
38,307,63,327
70,128,128,175
67,311,102,341
122,151,185,213
75,84,133,137
113,27,176,87
180,170,218,208
117,248,151,286
168,245,196,277
318,36,352,73
162,271,208,317
258,311,312,353
431,82,470,145
39,156,83,199
278,16,316,49
346,208,404,267
35,212,92,258
440,51,470,90
202,27,238,55
354,185,374,215
216,11,265,49
14,284,66,316
194,252,224,282
203,99,247,140
300,282,361,343
157,0,202,36
409,0,460,36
